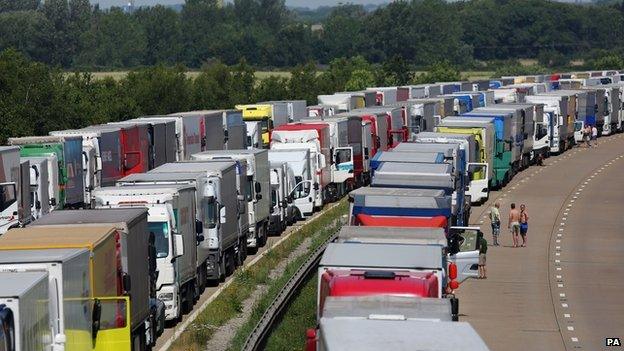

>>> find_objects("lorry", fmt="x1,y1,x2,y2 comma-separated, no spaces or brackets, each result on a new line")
436,118,497,190
175,111,227,151
0,271,50,351
599,84,622,135
370,151,446,172
301,116,367,195
22,157,51,220
310,318,490,351
235,104,290,148
137,115,202,161
0,248,92,351
268,149,315,218
412,132,490,204
317,93,364,113
0,147,31,234
108,118,177,169
31,208,157,348
268,160,297,234
461,109,523,182
271,124,331,211
524,94,575,153
121,161,242,283
262,100,307,122
358,106,405,147
222,110,248,150
348,187,453,228
191,149,270,253
245,121,262,149
86,124,151,177
8,136,84,209
349,109,391,155
367,87,398,106
0,225,135,350
392,100,437,135
92,185,198,322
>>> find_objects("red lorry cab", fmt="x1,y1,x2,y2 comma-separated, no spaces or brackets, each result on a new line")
318,269,439,316
120,124,151,175
355,214,448,228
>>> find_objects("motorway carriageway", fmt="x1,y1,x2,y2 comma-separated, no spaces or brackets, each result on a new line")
458,133,624,350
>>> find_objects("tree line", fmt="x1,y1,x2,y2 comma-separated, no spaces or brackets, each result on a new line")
0,48,463,144
2,0,624,69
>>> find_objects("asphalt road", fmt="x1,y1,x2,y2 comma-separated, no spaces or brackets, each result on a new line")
458,133,624,351
154,203,341,351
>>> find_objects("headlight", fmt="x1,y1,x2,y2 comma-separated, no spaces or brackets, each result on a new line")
158,293,174,301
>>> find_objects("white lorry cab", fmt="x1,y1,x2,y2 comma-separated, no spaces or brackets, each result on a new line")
93,184,198,322
268,149,314,218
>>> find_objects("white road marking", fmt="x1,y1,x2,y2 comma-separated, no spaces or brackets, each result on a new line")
556,275,562,279
571,337,579,342
562,217,567,220
555,259,561,263
564,313,571,318
556,246,561,250
556,252,561,256
562,303,568,308
558,284,564,288
556,267,562,271
560,293,566,297
556,239,561,243
567,326,575,331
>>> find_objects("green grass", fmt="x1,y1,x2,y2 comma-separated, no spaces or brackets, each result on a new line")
84,71,291,81
263,272,318,350
227,203,346,350
171,200,348,351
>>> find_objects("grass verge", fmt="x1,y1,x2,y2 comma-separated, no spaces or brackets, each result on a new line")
263,272,317,350
171,200,347,351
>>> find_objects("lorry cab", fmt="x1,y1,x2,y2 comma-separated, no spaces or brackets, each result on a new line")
236,104,289,148
22,157,51,220
268,149,315,218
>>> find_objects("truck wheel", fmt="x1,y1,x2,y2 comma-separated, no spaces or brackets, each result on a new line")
219,255,227,282
226,250,236,276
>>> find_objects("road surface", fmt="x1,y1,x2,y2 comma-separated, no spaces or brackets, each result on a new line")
458,133,624,351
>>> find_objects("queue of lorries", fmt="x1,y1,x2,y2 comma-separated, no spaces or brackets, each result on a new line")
1,69,623,351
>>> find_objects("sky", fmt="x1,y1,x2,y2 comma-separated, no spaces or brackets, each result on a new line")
91,0,389,9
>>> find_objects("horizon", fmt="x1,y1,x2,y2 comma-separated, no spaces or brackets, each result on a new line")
90,0,391,9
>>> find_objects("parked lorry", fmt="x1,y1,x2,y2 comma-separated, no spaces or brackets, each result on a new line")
262,100,307,122
367,87,398,106
391,100,437,135
108,118,177,169
311,318,490,351
301,116,366,196
268,160,297,234
88,124,151,176
32,208,157,349
461,109,523,183
0,248,92,351
348,187,452,228
271,123,331,210
599,85,622,135
22,157,51,220
121,161,242,283
436,118,497,190
0,271,50,351
317,93,364,113
268,149,315,218
245,121,262,149
236,103,290,148
370,151,446,172
175,111,227,151
0,225,131,350
137,115,201,161
93,184,198,322
0,147,31,234
222,110,248,150
8,136,84,209
413,132,489,204
191,149,270,252
349,109,391,155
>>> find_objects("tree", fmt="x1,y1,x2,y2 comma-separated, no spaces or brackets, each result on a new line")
135,6,182,65
345,69,376,91
123,65,192,115
229,59,255,105
412,61,462,84
590,54,624,70
253,75,289,102
377,54,413,86
193,61,233,109
288,62,318,104
0,11,53,63
0,0,39,12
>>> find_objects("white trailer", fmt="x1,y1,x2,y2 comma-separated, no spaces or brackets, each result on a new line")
191,149,270,252
268,160,297,234
0,249,92,351
122,161,242,282
93,185,198,321
0,272,50,351
268,149,314,218
0,147,30,234
245,121,262,149
22,157,51,220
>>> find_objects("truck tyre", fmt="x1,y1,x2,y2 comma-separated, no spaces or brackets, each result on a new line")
226,250,236,276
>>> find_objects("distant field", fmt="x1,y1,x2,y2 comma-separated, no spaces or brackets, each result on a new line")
86,71,292,81
84,70,495,81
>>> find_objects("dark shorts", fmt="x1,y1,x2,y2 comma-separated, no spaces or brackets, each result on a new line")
520,223,528,235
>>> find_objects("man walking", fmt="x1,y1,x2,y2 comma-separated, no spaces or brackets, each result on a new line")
591,125,598,147
508,203,521,248
519,204,529,247
489,202,501,246
478,231,488,279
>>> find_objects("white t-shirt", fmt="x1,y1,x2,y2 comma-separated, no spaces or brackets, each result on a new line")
592,127,598,137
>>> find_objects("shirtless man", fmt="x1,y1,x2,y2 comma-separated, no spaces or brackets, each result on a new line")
508,203,521,248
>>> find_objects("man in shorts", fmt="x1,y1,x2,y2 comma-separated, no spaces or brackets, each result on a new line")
508,203,521,248
489,202,501,246
478,231,488,279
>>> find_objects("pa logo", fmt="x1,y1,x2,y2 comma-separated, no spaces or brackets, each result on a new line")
606,337,622,347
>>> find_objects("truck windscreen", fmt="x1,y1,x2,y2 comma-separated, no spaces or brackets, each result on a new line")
149,222,170,258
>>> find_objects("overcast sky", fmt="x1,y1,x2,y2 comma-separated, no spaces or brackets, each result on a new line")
91,0,387,9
